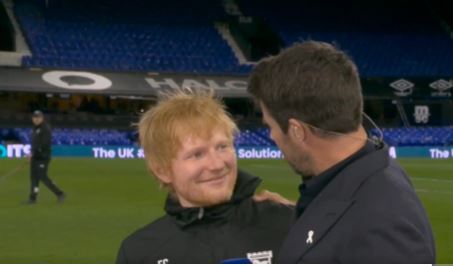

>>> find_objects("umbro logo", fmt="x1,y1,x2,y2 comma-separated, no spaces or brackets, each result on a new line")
430,79,452,97
390,79,414,97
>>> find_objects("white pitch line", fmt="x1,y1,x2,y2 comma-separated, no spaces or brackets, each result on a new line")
415,189,453,195
401,163,453,170
412,177,453,183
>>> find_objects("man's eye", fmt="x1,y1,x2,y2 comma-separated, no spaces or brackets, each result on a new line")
191,152,204,159
217,144,229,150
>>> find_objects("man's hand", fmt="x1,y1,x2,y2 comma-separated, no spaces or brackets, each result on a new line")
253,190,295,206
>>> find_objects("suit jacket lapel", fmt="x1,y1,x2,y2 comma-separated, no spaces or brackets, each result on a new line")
277,145,391,263
277,199,354,263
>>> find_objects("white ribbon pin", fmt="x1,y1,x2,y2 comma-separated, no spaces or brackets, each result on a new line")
306,230,314,244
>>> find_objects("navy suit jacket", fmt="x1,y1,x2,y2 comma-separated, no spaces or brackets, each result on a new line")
277,145,435,263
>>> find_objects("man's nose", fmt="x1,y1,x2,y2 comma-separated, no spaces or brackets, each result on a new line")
206,151,225,171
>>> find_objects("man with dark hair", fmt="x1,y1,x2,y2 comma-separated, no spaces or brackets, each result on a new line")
26,110,65,204
248,41,435,263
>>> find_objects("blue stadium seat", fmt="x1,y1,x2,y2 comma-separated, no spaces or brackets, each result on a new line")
3,126,453,147
14,0,248,75
239,0,453,77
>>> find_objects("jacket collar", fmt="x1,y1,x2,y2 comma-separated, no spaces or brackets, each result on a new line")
296,142,373,217
278,144,390,263
164,169,261,228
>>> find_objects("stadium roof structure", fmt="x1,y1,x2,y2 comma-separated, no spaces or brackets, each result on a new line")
0,67,250,98
1,67,452,101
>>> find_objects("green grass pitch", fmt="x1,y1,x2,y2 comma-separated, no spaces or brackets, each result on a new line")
0,158,452,263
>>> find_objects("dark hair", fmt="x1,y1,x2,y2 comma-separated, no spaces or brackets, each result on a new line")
248,41,363,135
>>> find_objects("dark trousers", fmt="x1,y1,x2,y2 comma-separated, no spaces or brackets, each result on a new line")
29,160,63,202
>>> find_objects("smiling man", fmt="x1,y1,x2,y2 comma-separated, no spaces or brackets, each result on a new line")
116,90,293,264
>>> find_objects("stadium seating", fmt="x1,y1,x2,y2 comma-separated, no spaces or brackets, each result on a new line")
14,0,250,74
239,0,453,77
377,127,453,146
2,126,453,147
14,0,453,76
234,128,275,146
5,128,135,146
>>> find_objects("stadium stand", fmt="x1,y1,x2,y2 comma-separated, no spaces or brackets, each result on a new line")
2,126,453,147
12,0,452,76
14,0,250,74
234,128,275,146
4,1,452,151
238,0,453,76
1,128,135,146
379,126,453,146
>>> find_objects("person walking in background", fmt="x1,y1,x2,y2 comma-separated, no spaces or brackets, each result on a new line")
26,110,65,204
247,41,435,263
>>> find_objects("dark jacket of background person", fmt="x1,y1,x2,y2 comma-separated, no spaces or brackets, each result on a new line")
117,170,294,264
277,144,436,263
31,122,52,161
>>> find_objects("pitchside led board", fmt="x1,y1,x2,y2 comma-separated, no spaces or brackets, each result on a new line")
1,144,453,160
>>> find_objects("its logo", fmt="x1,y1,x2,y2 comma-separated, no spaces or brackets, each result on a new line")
0,144,31,158
0,145,7,158
247,250,273,264
390,79,414,97
430,79,452,97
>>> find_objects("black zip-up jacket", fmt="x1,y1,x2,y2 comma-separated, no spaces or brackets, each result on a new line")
31,122,52,161
116,170,294,264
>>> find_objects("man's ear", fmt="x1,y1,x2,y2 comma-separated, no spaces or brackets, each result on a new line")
288,118,306,142
148,160,172,185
